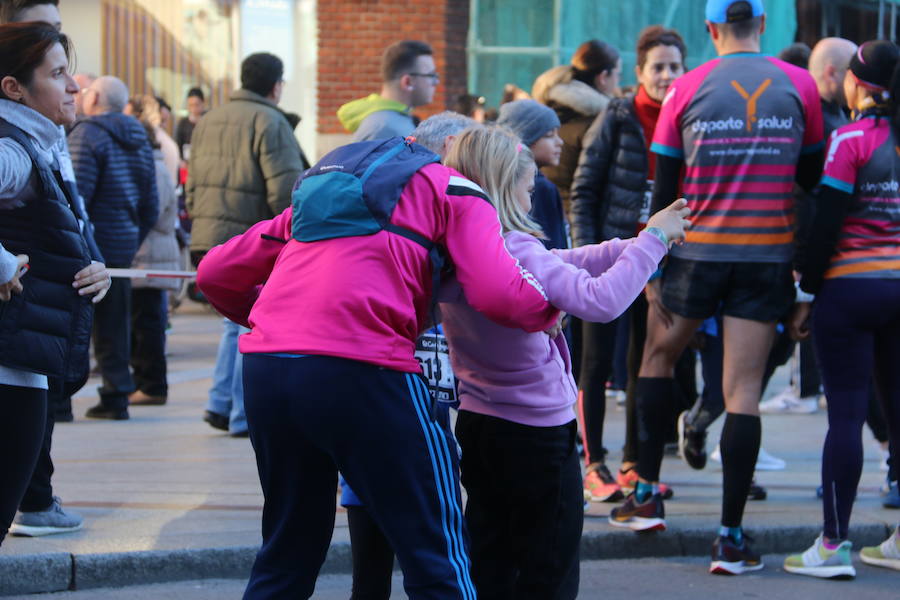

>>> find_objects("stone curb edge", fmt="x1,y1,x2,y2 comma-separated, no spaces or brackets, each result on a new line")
0,523,891,596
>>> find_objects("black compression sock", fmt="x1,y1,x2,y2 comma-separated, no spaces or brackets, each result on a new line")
635,377,673,484
720,413,761,528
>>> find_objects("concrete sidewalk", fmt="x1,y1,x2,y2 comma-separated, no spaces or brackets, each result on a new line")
1,302,896,596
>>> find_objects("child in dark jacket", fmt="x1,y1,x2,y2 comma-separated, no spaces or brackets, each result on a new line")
497,99,568,250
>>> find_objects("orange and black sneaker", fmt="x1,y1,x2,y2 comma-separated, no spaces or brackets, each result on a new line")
584,463,624,502
709,533,764,575
608,492,666,532
616,466,674,499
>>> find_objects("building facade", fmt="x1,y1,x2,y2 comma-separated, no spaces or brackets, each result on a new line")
60,0,899,161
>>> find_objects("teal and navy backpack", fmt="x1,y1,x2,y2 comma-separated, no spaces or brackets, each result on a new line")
291,136,444,285
290,136,454,404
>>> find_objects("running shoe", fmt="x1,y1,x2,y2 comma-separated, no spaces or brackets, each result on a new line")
677,410,707,470
606,387,626,406
784,533,855,579
615,466,674,499
860,527,900,571
608,492,666,532
759,388,818,414
710,445,785,471
878,443,890,472
709,532,764,575
9,497,83,537
583,463,624,502
616,466,636,491
883,481,900,509
755,447,786,471
748,479,767,501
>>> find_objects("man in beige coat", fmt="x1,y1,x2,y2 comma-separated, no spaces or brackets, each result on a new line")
186,52,305,436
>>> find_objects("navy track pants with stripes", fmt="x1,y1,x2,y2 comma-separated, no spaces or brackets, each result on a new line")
241,353,476,600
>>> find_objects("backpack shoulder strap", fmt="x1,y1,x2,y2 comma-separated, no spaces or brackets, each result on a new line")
367,139,443,296
361,137,440,227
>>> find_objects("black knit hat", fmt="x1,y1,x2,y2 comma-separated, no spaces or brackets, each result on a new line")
849,40,900,91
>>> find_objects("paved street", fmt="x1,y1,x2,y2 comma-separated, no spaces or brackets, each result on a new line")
1,300,897,597
24,556,900,599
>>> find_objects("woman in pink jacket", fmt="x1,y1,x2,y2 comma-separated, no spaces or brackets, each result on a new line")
196,133,561,600
441,125,689,599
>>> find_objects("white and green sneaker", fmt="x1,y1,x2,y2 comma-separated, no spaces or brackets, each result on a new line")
860,527,900,571
784,533,856,579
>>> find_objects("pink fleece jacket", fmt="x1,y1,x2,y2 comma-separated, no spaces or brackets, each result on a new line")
440,229,667,427
196,163,559,373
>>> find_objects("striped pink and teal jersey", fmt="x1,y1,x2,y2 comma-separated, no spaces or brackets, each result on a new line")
651,53,824,262
820,117,900,279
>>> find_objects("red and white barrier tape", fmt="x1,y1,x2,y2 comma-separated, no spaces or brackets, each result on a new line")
106,268,196,280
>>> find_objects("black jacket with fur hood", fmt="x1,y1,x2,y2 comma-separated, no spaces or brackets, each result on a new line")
532,65,610,218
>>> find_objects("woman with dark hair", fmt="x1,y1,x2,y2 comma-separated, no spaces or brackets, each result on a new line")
0,21,110,545
123,95,180,407
569,26,687,504
531,40,622,492
532,39,621,217
785,39,900,579
174,86,205,161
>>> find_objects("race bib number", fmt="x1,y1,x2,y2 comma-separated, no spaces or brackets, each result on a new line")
639,180,653,224
414,332,458,404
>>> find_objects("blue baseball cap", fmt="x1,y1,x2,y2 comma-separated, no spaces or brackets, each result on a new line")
705,0,764,23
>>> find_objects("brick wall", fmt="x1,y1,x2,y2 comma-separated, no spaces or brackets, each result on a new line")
317,0,470,136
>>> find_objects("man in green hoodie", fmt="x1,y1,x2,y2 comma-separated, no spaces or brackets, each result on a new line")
337,40,438,141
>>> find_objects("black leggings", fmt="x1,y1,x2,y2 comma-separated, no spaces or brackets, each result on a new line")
760,330,822,398
19,373,87,514
347,506,394,600
813,278,900,540
456,412,582,600
578,319,617,465
0,384,47,545
130,288,169,397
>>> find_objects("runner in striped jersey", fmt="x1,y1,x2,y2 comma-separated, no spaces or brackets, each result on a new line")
786,39,900,581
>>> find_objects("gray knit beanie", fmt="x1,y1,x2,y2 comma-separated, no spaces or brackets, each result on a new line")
496,99,561,146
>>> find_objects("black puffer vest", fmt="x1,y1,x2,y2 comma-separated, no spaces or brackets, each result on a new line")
0,119,93,380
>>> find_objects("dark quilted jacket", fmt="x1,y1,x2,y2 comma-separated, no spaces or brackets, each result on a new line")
67,112,158,266
0,119,94,381
570,96,649,247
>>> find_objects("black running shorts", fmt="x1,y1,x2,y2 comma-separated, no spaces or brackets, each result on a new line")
661,256,795,322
